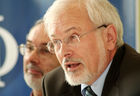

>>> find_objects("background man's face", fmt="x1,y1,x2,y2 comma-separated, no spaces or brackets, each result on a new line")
23,23,59,90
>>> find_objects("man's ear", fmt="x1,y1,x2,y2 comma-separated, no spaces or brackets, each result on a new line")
102,24,117,51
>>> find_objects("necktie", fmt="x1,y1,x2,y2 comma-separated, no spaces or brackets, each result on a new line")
84,86,97,96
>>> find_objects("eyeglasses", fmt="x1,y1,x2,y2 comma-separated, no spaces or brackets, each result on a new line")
19,43,51,56
47,24,107,54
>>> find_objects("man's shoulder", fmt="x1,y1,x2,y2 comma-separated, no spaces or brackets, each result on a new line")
42,67,82,96
44,67,65,81
43,66,66,88
42,67,66,96
114,43,140,69
117,44,140,95
121,44,140,71
114,43,140,79
124,43,140,60
102,44,140,96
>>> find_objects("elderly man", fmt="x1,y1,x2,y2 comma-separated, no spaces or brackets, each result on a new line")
19,19,60,96
43,0,140,96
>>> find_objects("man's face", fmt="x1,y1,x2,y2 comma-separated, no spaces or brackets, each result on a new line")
47,4,108,85
23,23,59,90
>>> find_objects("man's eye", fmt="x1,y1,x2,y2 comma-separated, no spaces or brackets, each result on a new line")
40,48,50,54
71,34,78,39
69,34,79,42
26,45,34,51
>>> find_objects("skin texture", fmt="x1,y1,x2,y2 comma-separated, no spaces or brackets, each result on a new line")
46,0,117,86
23,23,60,96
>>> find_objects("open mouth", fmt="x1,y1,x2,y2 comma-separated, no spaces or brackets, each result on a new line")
65,62,81,71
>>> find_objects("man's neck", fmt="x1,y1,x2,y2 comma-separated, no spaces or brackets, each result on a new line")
32,90,42,96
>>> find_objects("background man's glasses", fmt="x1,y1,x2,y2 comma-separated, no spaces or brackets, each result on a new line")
47,24,107,54
19,44,50,56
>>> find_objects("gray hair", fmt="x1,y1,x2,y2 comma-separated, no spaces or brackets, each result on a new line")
44,0,124,47
85,0,124,47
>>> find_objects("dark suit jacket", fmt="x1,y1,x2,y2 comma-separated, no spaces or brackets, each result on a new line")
42,66,82,96
42,44,140,96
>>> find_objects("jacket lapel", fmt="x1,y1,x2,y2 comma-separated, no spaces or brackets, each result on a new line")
102,45,125,96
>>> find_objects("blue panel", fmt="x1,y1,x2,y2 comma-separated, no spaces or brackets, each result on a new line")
110,0,136,48
0,0,54,96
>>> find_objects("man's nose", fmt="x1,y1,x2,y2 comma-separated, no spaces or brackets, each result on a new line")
59,43,73,58
25,50,40,64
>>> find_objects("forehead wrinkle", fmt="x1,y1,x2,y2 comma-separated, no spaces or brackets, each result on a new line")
47,0,86,38
64,27,77,33
50,26,78,39
50,27,76,37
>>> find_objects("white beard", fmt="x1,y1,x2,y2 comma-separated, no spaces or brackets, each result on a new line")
64,66,93,86
24,73,42,90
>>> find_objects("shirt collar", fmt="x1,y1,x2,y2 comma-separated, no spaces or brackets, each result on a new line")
81,61,112,96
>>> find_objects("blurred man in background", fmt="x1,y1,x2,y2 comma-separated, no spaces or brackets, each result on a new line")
19,19,60,96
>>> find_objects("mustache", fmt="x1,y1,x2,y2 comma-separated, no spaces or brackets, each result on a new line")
26,63,43,75
62,57,84,66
